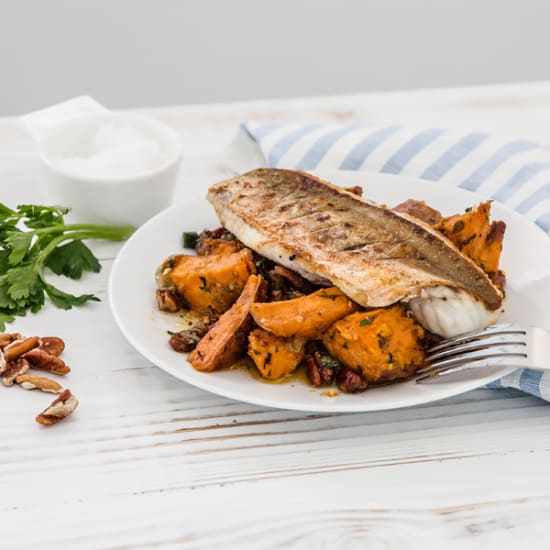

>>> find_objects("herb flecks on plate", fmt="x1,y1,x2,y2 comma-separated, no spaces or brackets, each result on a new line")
0,203,134,330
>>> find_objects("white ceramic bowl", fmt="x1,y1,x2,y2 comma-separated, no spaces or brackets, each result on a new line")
39,112,182,227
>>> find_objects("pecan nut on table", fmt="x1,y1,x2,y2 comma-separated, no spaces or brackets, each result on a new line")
0,333,78,425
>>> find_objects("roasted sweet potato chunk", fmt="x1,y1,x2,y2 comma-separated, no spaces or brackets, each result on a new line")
167,249,256,315
247,329,306,380
189,274,267,372
250,287,359,339
322,305,425,384
195,227,242,256
196,238,242,256
436,201,506,275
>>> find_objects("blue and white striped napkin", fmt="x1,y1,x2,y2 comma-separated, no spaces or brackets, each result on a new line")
227,121,550,401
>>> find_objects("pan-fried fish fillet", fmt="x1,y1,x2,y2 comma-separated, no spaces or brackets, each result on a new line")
207,169,504,337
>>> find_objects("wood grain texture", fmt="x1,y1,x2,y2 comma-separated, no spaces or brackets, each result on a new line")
2,82,550,549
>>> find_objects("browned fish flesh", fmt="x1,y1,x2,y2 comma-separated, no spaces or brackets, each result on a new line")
207,169,503,323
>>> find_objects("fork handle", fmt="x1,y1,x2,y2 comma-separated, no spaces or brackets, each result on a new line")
527,327,550,371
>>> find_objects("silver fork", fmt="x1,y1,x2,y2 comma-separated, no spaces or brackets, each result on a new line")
416,323,550,383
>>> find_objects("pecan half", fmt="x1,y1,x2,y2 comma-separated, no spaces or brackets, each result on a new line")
168,316,217,353
24,349,71,375
156,289,182,313
336,367,368,393
305,355,322,386
304,353,337,387
2,358,30,386
36,389,78,425
169,330,202,352
15,374,63,394
38,337,65,357
0,333,22,349
4,336,40,362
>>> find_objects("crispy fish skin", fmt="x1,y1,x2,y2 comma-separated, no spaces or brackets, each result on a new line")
207,169,503,311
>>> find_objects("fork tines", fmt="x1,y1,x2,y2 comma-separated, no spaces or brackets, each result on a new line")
416,323,529,382
426,323,526,354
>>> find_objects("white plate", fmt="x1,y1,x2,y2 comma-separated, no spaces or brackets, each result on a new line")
109,170,550,412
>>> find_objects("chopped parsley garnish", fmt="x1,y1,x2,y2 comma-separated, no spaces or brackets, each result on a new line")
198,276,210,292
359,315,377,327
182,231,199,249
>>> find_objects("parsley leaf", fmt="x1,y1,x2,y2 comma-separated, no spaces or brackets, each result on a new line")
0,275,16,309
45,240,101,279
6,265,41,301
6,232,33,266
44,284,100,310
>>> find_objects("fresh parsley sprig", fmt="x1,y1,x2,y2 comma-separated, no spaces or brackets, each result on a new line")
0,203,135,330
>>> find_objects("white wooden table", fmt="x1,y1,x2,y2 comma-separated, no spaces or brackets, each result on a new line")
2,82,550,549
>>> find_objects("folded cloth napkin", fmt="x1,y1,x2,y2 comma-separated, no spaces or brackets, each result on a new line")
225,121,550,401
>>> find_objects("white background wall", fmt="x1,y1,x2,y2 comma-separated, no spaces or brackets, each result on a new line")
1,0,549,115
